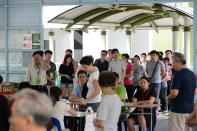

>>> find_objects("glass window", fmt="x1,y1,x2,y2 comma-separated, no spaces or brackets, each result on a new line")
0,52,6,70
0,30,5,49
8,74,26,82
8,29,40,49
9,52,33,71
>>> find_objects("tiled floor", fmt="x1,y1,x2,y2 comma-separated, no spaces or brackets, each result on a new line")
155,113,169,131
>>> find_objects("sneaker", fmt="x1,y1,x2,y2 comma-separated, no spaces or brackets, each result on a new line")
162,110,169,115
163,110,168,113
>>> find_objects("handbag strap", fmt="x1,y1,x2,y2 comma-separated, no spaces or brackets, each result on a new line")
151,61,159,79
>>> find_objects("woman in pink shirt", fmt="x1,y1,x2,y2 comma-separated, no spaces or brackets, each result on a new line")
122,54,134,102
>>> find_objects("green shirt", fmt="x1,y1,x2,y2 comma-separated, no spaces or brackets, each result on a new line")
102,84,126,102
102,85,127,112
113,84,126,102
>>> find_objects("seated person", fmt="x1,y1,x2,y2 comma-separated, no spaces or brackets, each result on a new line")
94,71,122,131
0,75,4,89
127,76,156,131
50,86,77,131
9,89,52,131
18,82,30,91
70,70,88,102
0,95,10,131
113,72,126,101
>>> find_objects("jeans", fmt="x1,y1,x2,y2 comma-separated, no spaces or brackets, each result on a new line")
159,86,168,111
150,83,161,104
124,85,134,102
86,103,100,112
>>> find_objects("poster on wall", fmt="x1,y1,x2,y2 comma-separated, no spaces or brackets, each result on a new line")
22,34,32,49
32,34,40,49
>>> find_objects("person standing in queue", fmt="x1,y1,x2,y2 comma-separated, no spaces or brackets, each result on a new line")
122,53,134,102
26,50,50,94
45,50,57,95
59,54,74,97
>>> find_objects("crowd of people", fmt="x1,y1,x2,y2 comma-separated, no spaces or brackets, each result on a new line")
0,48,197,131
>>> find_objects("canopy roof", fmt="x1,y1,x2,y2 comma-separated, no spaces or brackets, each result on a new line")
48,3,193,32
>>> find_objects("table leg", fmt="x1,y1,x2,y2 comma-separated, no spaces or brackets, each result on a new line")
150,108,153,131
79,117,82,131
142,108,144,131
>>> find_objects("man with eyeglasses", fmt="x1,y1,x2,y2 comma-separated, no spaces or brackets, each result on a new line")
94,50,109,72
70,70,88,101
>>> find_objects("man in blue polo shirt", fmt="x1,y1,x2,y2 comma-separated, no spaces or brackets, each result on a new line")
70,70,88,101
167,52,196,131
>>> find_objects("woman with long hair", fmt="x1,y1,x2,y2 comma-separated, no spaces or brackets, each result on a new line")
122,53,134,102
59,54,74,96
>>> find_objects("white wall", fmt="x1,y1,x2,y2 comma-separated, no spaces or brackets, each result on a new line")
44,29,73,64
108,30,128,54
132,30,152,57
108,30,152,57
44,28,152,63
83,30,105,60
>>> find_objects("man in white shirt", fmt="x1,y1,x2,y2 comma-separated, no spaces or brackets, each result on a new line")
26,51,50,94
141,53,147,71
108,48,126,85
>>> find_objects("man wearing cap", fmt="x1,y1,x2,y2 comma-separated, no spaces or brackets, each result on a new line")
146,50,165,104
26,50,50,94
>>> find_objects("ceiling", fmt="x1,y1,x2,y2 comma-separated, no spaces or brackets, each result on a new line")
48,3,193,32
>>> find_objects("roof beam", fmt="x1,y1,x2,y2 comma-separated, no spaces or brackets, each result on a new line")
82,6,153,30
150,21,159,33
128,13,170,30
65,8,110,30
115,13,152,31
115,10,171,30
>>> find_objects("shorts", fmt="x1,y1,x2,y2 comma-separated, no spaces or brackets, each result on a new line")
128,110,157,129
61,83,73,88
168,112,191,131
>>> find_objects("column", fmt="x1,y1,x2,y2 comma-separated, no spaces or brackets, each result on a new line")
193,0,197,73
101,30,107,50
172,12,179,52
74,30,83,62
126,31,132,57
48,31,55,62
183,16,191,68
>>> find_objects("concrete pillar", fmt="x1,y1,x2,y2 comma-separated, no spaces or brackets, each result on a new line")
48,31,55,62
193,0,197,73
183,16,191,68
125,31,132,57
101,30,107,50
172,12,179,52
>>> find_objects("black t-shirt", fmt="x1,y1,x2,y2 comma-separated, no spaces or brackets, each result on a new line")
81,82,88,99
93,59,109,72
171,68,196,113
59,64,74,84
133,88,156,113
0,95,10,131
46,61,56,85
